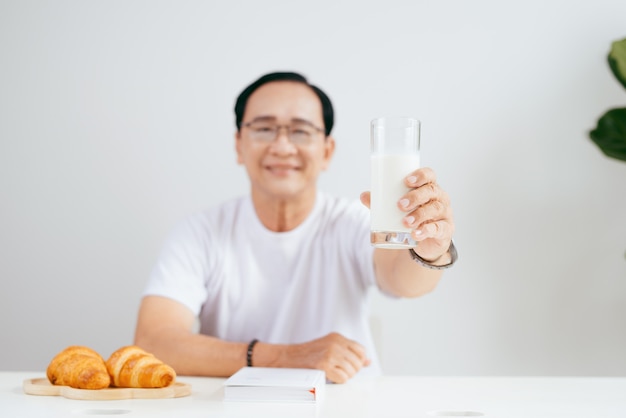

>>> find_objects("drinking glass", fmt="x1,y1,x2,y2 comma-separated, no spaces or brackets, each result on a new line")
370,117,421,248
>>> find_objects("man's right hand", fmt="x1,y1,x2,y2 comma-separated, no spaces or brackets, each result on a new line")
275,332,371,383
135,297,371,384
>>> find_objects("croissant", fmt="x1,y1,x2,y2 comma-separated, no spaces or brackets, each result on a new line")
106,345,176,388
46,345,111,389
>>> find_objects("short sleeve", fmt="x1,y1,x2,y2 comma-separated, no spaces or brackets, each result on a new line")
353,203,377,290
142,214,212,316
335,198,377,290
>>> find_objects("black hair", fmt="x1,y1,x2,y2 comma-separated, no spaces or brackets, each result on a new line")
234,71,334,136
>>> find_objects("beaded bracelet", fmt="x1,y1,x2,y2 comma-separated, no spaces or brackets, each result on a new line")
246,339,259,367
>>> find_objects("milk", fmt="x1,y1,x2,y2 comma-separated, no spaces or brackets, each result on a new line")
371,153,420,244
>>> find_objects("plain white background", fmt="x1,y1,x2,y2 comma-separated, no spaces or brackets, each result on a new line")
1,0,625,376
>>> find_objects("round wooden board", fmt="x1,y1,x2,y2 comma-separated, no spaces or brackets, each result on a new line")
23,378,192,400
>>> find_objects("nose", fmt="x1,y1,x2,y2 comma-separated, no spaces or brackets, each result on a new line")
269,127,297,154
275,126,291,141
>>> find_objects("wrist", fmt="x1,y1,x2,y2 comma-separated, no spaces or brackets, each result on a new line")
418,251,450,265
246,339,259,366
409,241,458,270
247,341,285,368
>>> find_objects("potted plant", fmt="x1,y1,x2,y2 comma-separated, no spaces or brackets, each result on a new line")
589,38,626,260
589,38,626,162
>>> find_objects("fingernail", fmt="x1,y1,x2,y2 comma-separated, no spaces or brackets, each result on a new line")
405,216,415,225
407,176,417,185
399,199,410,208
414,228,423,236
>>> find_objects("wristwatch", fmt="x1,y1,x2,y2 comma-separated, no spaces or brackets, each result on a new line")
409,241,458,270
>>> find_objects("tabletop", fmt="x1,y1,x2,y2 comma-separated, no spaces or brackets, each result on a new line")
2,371,626,418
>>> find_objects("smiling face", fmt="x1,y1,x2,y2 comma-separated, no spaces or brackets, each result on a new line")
235,81,335,203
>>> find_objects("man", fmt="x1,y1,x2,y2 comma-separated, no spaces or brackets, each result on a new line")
134,72,456,383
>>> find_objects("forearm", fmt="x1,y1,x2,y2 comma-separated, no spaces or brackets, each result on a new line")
133,296,369,382
134,327,250,377
134,324,299,377
373,248,444,298
134,295,273,377
135,327,369,383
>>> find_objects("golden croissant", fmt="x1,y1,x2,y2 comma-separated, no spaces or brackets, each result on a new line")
106,345,176,388
46,345,111,389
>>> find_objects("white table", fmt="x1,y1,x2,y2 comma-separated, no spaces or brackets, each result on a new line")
2,371,626,417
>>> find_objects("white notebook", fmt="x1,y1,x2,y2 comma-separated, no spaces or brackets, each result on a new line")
223,367,326,403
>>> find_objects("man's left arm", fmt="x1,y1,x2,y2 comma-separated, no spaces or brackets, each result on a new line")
361,167,456,298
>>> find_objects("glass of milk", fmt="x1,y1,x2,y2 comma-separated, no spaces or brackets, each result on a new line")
370,117,421,248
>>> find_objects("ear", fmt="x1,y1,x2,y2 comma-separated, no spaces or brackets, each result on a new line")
235,130,244,164
320,135,336,170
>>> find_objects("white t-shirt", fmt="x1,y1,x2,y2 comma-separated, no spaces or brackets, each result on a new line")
144,192,381,375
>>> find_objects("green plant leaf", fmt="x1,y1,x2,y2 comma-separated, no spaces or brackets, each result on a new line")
608,38,626,90
589,107,626,162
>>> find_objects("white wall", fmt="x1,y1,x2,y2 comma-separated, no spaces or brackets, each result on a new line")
1,0,625,376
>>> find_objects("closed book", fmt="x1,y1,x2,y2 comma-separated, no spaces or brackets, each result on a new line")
223,367,325,403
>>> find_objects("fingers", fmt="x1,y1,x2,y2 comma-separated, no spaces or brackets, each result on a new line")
327,362,356,384
292,332,370,384
404,167,437,189
323,335,369,383
345,340,369,371
396,168,454,242
414,219,454,241
367,166,455,259
402,199,452,231
398,180,450,212
366,167,443,213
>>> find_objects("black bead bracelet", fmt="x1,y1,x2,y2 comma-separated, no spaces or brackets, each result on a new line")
246,339,259,367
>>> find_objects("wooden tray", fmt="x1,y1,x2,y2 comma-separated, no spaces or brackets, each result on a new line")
23,377,192,400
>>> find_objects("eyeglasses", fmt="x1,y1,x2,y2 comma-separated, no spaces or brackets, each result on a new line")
242,120,325,145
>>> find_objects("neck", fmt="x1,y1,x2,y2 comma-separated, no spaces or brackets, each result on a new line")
251,189,317,232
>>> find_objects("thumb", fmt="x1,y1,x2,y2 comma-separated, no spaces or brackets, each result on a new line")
359,192,371,209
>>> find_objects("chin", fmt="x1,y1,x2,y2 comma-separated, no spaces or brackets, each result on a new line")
262,182,311,200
